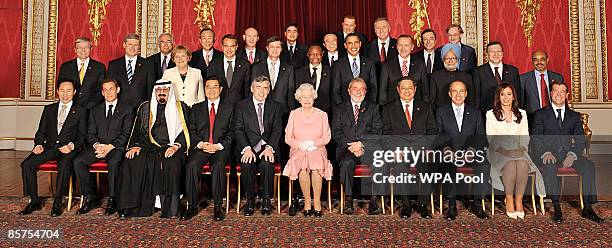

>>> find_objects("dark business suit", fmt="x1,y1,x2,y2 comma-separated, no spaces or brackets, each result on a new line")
429,69,474,110
148,52,176,80
473,63,521,112
332,100,382,196
378,56,429,105
435,43,477,73
189,48,223,80
331,56,378,105
74,101,133,199
107,56,156,110
186,99,233,207
233,98,283,201
281,42,308,69
381,99,438,206
434,104,489,205
532,105,597,204
206,57,252,104
295,64,332,113
250,60,296,111
412,49,444,75
520,70,564,115
57,58,106,110
237,48,267,65
335,31,368,57
364,38,398,77
322,52,339,68
21,102,86,202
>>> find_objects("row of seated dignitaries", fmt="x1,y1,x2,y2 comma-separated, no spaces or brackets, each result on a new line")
18,74,604,224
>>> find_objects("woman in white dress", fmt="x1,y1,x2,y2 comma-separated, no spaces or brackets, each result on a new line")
486,82,545,219
162,45,205,107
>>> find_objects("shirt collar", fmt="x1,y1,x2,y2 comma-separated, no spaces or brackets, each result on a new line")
398,54,411,64
489,62,503,71
125,55,137,64
350,99,361,108
348,54,359,62
60,100,73,110
267,57,279,65
105,99,118,108
400,98,414,107
77,57,90,65
378,37,390,47
309,63,320,70
253,97,265,106
224,56,235,64
535,70,548,78
452,102,465,110
208,98,220,108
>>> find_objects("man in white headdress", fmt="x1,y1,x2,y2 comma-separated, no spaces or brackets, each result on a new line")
116,79,190,219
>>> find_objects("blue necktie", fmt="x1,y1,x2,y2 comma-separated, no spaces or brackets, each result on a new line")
351,58,359,78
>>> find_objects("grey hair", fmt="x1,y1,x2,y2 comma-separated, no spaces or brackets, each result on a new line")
294,83,318,100
348,77,367,89
251,75,271,89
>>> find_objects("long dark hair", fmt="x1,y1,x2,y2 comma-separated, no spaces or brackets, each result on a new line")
492,82,522,123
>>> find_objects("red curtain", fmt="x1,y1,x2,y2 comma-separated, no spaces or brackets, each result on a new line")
171,0,237,51
0,0,23,98
235,0,386,47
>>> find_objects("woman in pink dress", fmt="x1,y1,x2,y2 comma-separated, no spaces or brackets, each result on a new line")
282,83,333,217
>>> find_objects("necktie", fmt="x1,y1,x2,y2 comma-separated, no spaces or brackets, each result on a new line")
107,104,113,119
161,55,168,72
206,53,211,66
270,61,277,89
540,74,549,108
380,42,386,62
426,54,432,74
209,103,216,143
353,104,359,125
78,62,85,83
289,45,294,58
330,55,335,66
248,50,254,64
401,60,409,77
351,58,359,78
556,109,562,128
127,59,133,84
226,60,233,87
58,105,67,134
255,103,265,152
405,103,412,128
311,67,318,89
455,107,463,132
494,66,502,83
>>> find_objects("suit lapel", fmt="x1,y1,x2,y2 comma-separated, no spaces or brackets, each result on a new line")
263,100,274,134
50,103,59,135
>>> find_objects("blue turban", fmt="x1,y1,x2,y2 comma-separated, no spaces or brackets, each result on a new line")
440,43,462,69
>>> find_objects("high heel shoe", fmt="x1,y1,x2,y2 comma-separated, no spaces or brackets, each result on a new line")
302,209,313,217
516,211,525,219
314,210,323,217
506,211,518,219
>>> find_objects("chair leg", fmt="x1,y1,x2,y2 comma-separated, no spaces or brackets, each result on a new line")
539,196,545,215
288,180,292,209
48,173,54,197
277,175,281,214
67,177,73,211
340,184,344,214
491,188,494,215
430,193,434,215
390,182,394,216
438,185,443,215
579,176,584,209
225,173,230,213
381,196,385,214
560,176,565,200
531,175,536,215
236,173,241,214
79,196,84,208
96,173,100,195
327,180,332,214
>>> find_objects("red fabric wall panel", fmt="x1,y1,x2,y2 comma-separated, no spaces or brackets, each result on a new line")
0,0,23,98
488,0,570,83
171,0,236,52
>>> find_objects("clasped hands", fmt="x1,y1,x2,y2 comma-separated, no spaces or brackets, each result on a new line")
241,146,274,164
347,141,364,157
93,143,114,158
298,140,317,152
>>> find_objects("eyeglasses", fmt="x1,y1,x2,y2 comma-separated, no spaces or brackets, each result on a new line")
444,57,457,61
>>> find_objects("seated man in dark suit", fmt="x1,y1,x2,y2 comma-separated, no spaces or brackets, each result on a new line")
281,23,308,69
332,78,383,215
234,76,283,216
332,33,378,105
295,44,332,114
381,77,438,219
182,76,233,221
206,34,251,105
19,79,86,217
107,33,156,110
434,80,489,220
237,27,266,65
532,81,604,224
473,41,521,112
73,78,133,216
189,28,224,80
520,50,564,129
148,33,176,80
57,37,106,110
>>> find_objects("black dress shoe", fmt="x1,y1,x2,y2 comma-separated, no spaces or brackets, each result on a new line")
244,200,255,216
314,210,323,217
344,196,354,215
552,210,564,224
104,198,117,216
261,198,273,215
18,201,42,215
302,209,313,217
119,211,130,220
581,208,604,223
417,204,432,219
288,198,299,216
400,203,412,219
470,205,489,219
213,206,225,221
368,200,383,215
445,206,458,221
76,197,100,215
180,206,198,220
50,200,63,217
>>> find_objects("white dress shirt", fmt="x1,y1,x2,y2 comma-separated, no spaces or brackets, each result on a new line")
105,99,118,117
489,62,504,80
77,57,90,73
452,102,465,132
400,98,414,117
309,63,322,90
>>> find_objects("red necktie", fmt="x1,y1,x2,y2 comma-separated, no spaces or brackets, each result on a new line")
405,104,412,128
494,66,502,83
248,50,254,64
540,74,549,108
380,43,386,62
353,105,359,125
209,103,216,143
401,60,409,77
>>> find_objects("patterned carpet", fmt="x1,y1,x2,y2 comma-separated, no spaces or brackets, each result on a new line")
0,197,610,247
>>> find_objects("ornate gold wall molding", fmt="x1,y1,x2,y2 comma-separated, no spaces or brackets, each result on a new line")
87,0,112,46
408,0,431,46
163,0,172,33
570,0,581,101
28,0,45,97
194,0,216,29
461,0,479,59
583,0,599,100
136,0,143,36
601,0,608,101
145,0,161,56
45,0,58,100
452,0,460,24
481,0,489,63
20,0,29,99
516,0,542,47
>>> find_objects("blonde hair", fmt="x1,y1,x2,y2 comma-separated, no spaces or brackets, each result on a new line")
294,83,318,100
